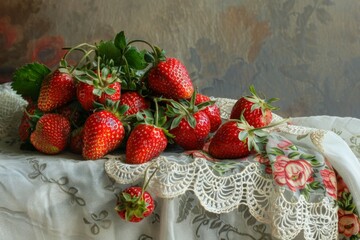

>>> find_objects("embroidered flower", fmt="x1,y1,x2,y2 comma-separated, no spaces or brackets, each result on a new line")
320,169,337,199
276,139,293,150
273,155,314,192
338,209,360,237
337,173,349,197
254,154,272,174
28,35,66,68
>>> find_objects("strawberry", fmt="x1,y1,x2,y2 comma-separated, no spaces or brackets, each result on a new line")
120,91,150,116
208,115,270,159
37,69,76,112
230,85,278,128
115,167,157,222
69,127,84,154
56,101,88,128
169,111,210,150
125,99,170,164
164,91,213,150
76,81,96,111
147,58,194,100
195,93,221,132
18,100,40,142
82,106,126,160
115,186,154,222
76,67,121,111
30,113,71,154
126,124,167,164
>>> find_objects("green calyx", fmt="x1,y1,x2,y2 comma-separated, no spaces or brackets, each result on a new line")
235,113,289,154
135,98,174,139
160,90,215,130
245,85,279,116
115,192,149,221
115,165,158,222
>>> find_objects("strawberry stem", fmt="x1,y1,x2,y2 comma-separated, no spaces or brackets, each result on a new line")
69,49,95,74
141,164,158,199
62,42,96,64
154,98,159,127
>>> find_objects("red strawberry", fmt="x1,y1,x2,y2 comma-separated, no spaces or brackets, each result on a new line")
69,127,84,154
82,110,125,160
56,101,88,128
115,186,154,222
230,85,278,128
195,93,221,132
37,69,76,112
126,124,168,164
30,113,71,154
208,116,268,159
147,58,194,99
98,81,121,104
169,111,210,150
120,91,150,116
18,101,39,142
126,99,171,164
76,68,121,111
76,81,96,111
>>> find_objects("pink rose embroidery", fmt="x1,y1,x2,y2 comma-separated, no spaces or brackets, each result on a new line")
338,210,360,237
254,154,272,174
337,174,349,197
273,155,314,192
277,139,293,150
320,169,337,199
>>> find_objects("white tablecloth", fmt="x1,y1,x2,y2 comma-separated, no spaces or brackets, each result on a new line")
1,83,360,240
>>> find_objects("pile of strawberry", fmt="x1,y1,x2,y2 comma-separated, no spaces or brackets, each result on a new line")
11,31,282,222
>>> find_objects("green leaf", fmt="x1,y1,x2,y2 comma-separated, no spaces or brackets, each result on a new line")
11,62,51,100
114,31,127,51
144,52,155,63
124,47,148,70
96,40,122,65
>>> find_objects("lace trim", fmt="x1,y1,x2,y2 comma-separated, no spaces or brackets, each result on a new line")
105,155,337,240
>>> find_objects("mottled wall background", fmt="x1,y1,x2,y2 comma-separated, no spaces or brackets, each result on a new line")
1,0,359,118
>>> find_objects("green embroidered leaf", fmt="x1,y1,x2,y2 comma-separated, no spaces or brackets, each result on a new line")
309,181,324,190
288,151,300,159
269,147,285,156
300,153,315,160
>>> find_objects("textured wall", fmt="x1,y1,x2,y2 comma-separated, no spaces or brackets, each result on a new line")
1,0,359,118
